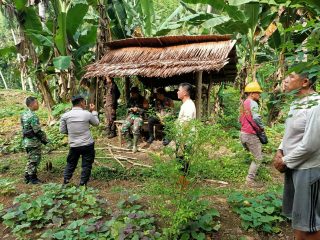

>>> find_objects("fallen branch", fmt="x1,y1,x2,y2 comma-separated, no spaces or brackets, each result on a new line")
95,155,138,161
120,159,152,168
203,179,229,185
106,144,152,154
108,146,125,168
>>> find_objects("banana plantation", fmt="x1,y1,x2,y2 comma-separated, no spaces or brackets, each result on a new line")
0,0,319,239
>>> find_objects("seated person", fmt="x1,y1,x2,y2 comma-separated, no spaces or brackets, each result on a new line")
147,88,174,145
121,87,149,153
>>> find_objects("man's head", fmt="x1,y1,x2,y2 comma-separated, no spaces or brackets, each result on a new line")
71,95,86,109
244,82,262,101
130,87,140,99
177,83,192,101
26,96,39,111
156,88,166,101
105,76,112,84
283,72,315,94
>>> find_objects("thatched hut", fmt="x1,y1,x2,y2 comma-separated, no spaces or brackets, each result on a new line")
84,35,237,119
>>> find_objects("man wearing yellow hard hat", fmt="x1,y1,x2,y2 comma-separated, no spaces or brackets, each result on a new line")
239,82,265,187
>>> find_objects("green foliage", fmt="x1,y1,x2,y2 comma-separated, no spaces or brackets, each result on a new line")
178,208,220,240
146,178,220,238
51,102,72,118
0,179,16,195
53,56,72,70
228,191,286,233
1,183,162,239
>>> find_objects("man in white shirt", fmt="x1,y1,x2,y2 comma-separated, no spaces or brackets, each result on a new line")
176,83,196,178
60,95,99,186
177,83,196,123
273,71,320,240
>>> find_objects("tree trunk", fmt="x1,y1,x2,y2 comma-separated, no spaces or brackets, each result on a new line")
27,77,35,92
36,71,55,110
0,69,8,89
38,0,46,25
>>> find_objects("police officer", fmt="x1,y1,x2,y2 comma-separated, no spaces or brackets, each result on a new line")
60,95,99,186
122,87,148,153
21,96,48,184
104,76,120,138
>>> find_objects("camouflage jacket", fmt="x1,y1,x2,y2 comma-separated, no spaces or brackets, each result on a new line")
21,109,48,148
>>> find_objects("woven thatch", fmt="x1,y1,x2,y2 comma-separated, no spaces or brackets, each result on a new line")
84,35,236,79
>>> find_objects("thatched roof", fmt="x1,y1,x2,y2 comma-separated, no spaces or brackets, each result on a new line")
83,35,237,83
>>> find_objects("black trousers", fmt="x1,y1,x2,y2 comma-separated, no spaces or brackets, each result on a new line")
148,116,160,137
64,143,95,185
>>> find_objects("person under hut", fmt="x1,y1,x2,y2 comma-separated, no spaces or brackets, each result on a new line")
147,87,174,145
121,87,149,153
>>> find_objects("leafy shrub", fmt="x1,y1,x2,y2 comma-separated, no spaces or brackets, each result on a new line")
1,183,161,239
178,208,220,240
0,179,16,195
228,192,286,233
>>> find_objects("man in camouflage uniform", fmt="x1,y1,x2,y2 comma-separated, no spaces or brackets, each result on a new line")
122,87,149,153
21,96,48,184
104,76,120,138
147,87,174,145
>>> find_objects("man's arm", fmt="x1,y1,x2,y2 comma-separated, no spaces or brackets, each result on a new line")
283,106,320,168
251,101,264,130
89,104,99,126
60,115,68,134
30,115,48,144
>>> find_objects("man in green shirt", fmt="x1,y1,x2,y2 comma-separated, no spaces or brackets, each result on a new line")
21,96,48,184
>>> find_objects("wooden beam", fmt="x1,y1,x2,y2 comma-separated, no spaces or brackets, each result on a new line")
195,71,203,119
125,77,130,104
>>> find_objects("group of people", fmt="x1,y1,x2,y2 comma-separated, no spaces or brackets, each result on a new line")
20,70,320,238
103,76,175,152
240,70,320,239
20,82,195,186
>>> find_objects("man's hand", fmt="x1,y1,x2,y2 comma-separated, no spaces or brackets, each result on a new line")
132,107,138,112
89,103,96,112
273,150,287,173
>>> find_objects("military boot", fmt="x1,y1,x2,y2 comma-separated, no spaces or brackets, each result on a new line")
124,133,133,149
132,135,139,153
147,134,154,144
30,174,41,184
108,125,116,139
24,173,30,184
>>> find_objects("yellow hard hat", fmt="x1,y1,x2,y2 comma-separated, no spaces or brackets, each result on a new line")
244,82,262,93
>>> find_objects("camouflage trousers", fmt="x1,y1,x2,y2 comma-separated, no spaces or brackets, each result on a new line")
25,147,42,175
104,105,117,130
121,114,143,135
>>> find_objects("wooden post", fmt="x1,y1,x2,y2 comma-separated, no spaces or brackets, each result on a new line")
207,74,213,117
195,71,203,119
125,77,130,104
